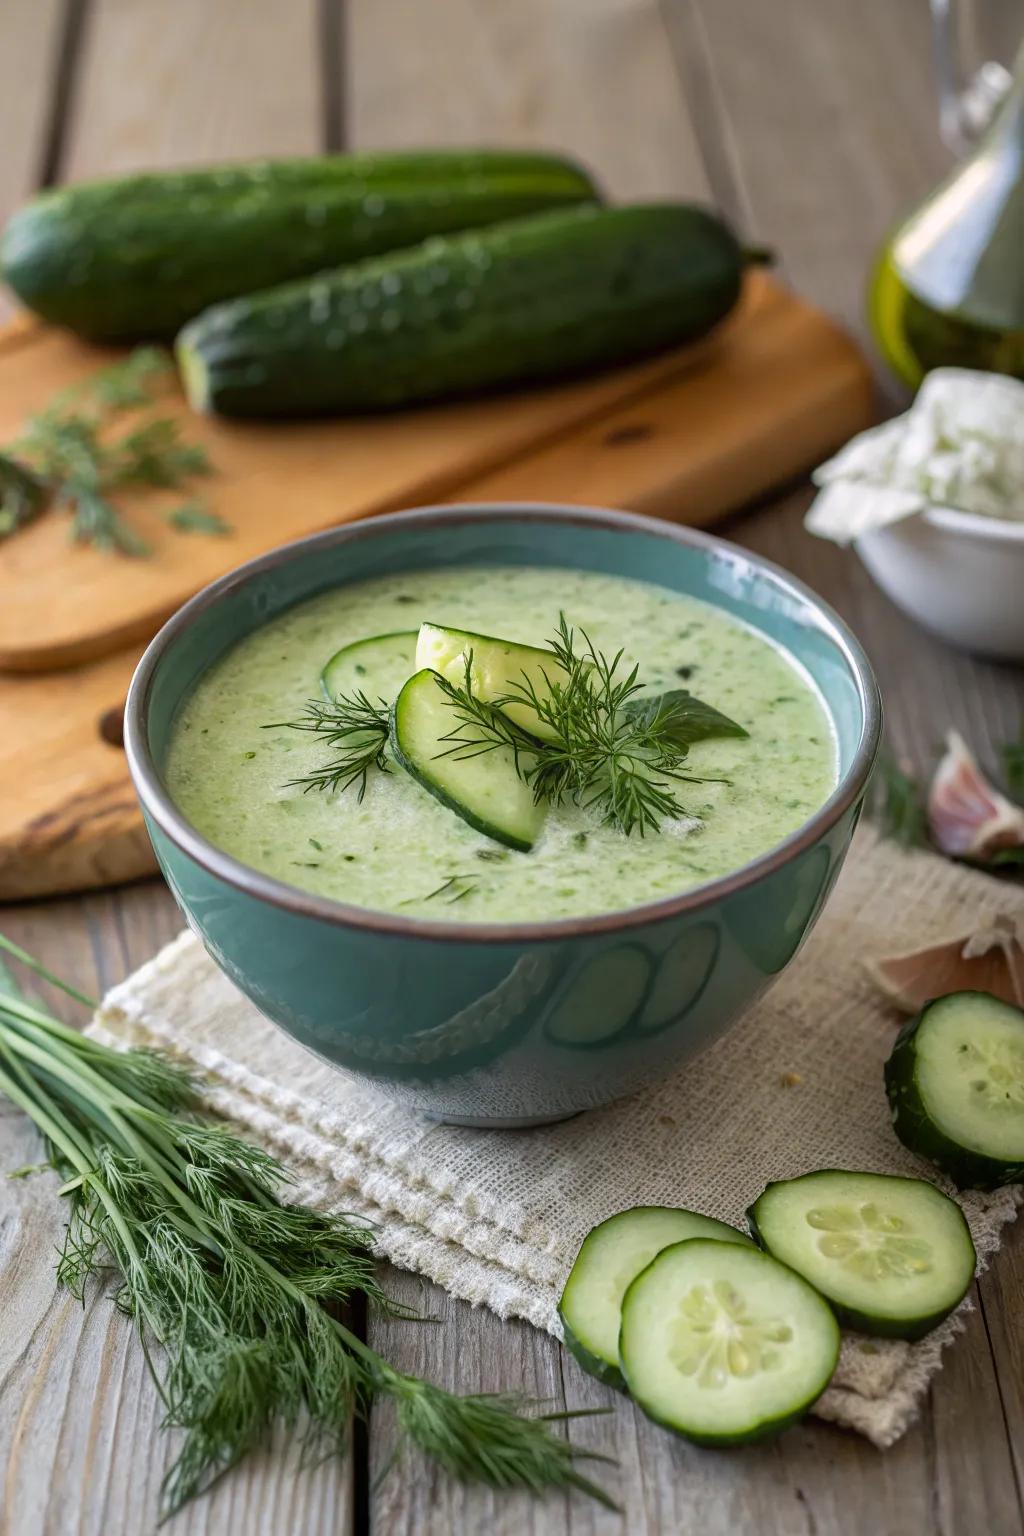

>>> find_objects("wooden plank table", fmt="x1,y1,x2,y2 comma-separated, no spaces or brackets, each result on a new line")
1,3,1022,1532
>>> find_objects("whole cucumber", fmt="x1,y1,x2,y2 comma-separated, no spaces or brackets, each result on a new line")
0,150,597,342
178,202,750,418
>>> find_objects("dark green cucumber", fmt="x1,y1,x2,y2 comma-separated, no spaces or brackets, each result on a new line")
391,667,545,851
748,1169,976,1340
560,1207,754,1389
1,150,597,341
885,992,1024,1190
619,1239,840,1444
177,202,748,418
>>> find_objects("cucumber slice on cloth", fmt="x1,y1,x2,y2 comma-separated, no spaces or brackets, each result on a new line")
559,1206,753,1388
885,991,1024,1190
748,1169,975,1340
619,1239,839,1443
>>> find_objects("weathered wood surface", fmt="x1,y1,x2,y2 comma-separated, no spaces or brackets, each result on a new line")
1,1,1023,1534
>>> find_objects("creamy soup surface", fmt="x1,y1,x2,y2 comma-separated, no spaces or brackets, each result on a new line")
165,564,838,922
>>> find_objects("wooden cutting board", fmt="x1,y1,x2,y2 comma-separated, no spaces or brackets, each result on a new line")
0,272,874,898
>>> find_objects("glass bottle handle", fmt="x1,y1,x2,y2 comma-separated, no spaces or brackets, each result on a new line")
931,0,1012,155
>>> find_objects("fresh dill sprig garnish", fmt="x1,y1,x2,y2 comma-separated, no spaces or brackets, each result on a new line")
1002,725,1024,805
2,347,215,555
435,616,745,838
868,747,928,848
272,691,391,799
0,932,615,1519
401,873,480,906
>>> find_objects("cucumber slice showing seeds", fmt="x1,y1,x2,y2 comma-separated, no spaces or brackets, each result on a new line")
748,1169,975,1340
391,668,545,851
886,991,1024,1190
320,630,417,704
619,1239,840,1444
559,1207,754,1388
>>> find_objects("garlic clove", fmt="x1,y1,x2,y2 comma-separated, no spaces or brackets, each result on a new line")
867,915,1024,1013
927,730,1024,860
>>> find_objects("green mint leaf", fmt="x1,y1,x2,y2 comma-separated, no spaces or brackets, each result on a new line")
622,688,749,748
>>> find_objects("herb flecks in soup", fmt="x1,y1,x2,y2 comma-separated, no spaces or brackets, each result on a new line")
165,565,837,922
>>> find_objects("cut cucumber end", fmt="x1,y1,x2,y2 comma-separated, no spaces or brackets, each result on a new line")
886,991,1024,1190
391,667,545,851
619,1239,840,1445
748,1169,976,1341
176,335,211,413
558,1206,754,1388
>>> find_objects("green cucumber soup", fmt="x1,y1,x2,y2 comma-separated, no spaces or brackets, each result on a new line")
165,564,837,922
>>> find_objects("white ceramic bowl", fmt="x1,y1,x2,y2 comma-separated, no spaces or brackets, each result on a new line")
856,507,1024,661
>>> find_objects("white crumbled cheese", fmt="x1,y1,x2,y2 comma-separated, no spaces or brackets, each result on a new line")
806,368,1024,544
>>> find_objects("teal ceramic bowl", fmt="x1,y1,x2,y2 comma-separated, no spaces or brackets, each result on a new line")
125,504,880,1127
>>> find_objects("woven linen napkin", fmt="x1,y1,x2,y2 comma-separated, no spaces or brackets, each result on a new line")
91,828,1021,1447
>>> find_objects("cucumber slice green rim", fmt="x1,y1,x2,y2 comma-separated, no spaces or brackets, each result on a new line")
636,922,720,1037
748,1169,976,1341
885,991,1024,1190
320,630,417,704
390,668,545,852
544,945,652,1050
618,1239,840,1444
415,621,567,743
559,1207,754,1389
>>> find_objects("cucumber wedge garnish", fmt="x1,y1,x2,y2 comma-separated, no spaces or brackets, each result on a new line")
619,1239,840,1443
748,1169,976,1340
885,991,1024,1190
391,668,545,851
559,1207,754,1389
320,630,417,704
416,622,567,742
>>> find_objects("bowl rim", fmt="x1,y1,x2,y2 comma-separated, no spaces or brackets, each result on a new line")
923,505,1024,543
125,501,882,946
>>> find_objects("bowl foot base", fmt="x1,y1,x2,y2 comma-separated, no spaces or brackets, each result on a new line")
430,1109,583,1130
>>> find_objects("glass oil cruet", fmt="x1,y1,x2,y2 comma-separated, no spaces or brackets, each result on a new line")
869,0,1024,385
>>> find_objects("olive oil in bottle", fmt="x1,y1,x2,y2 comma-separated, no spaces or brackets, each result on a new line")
870,46,1024,386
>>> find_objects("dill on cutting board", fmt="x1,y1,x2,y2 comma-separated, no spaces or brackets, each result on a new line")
0,347,224,555
0,933,613,1518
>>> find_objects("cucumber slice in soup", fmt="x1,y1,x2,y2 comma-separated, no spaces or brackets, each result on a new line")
320,630,417,704
391,668,545,851
748,1169,975,1340
559,1207,754,1388
416,621,567,742
885,991,1024,1190
545,946,651,1049
619,1239,840,1443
